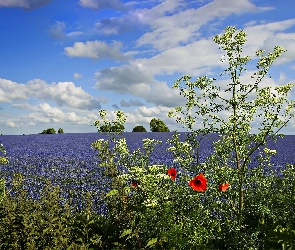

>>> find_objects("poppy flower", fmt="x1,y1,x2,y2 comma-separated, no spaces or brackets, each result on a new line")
131,180,138,188
189,173,207,192
167,168,177,180
218,182,230,192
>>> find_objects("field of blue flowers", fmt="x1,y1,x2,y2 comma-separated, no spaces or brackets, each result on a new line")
1,132,295,213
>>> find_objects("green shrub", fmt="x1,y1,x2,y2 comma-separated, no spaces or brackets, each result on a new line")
91,26,295,249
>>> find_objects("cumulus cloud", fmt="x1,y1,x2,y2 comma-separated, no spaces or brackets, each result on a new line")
0,0,52,9
0,78,28,102
21,103,91,124
79,0,126,11
11,103,36,110
95,14,144,35
137,38,222,76
136,0,273,50
49,21,67,39
120,99,144,107
64,40,127,61
243,19,295,64
0,78,101,110
112,104,120,109
74,73,83,79
95,64,184,107
49,21,83,40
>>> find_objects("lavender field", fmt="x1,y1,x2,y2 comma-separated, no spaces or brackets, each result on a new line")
0,132,295,212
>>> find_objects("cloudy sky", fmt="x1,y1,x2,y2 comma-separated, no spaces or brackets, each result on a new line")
1,0,295,135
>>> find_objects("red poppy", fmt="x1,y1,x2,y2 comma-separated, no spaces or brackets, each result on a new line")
189,173,207,192
167,168,177,180
131,180,138,188
218,183,230,192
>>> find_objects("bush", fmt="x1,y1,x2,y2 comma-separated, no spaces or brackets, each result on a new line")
58,128,64,134
40,128,56,134
132,125,147,132
1,26,295,249
91,26,295,249
150,118,170,132
0,174,106,249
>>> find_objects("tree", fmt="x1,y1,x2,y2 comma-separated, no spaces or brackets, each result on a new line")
99,125,111,132
58,128,64,134
40,128,56,134
150,118,170,132
132,125,147,132
98,123,125,133
111,124,125,133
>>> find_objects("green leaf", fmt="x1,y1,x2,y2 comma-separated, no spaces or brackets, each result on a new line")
146,237,158,248
106,189,118,197
120,229,132,238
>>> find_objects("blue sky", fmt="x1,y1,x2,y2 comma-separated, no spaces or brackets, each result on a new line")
1,0,295,135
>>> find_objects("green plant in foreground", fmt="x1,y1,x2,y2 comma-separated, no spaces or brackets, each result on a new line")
0,143,8,203
92,26,295,249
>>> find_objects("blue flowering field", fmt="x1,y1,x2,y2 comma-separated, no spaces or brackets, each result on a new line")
0,132,294,212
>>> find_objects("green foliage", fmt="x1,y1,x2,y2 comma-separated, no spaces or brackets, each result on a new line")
58,128,64,134
0,143,8,204
0,143,8,166
150,118,170,132
0,173,110,249
40,128,56,134
132,125,147,132
93,110,126,133
91,26,295,249
1,26,295,249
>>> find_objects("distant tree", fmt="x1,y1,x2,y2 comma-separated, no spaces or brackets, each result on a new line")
58,128,64,134
99,125,111,132
40,128,56,134
132,125,147,132
150,118,170,132
111,124,125,133
99,124,125,133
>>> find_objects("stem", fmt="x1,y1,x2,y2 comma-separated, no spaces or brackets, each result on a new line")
231,66,244,227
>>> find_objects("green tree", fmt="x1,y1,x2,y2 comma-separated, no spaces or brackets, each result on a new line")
132,125,147,132
93,110,126,134
111,124,125,133
92,27,295,249
58,128,64,134
40,128,56,134
150,118,170,132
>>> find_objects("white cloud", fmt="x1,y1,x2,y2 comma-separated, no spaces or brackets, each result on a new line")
0,78,28,102
64,40,127,61
49,21,83,40
11,103,36,110
0,0,52,9
21,103,93,125
120,99,144,107
136,0,272,51
0,78,101,110
95,64,184,107
79,0,126,11
137,38,222,76
49,21,67,39
73,73,83,79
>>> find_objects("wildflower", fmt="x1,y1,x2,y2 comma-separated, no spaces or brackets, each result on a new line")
131,180,138,188
189,173,207,192
167,168,177,180
218,182,230,192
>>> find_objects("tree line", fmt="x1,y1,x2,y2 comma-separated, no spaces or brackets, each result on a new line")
39,118,170,134
99,117,170,132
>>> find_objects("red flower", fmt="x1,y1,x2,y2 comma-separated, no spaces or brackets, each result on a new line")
131,180,138,188
218,183,230,192
189,173,207,192
167,168,177,180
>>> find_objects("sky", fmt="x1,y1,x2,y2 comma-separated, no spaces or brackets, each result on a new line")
1,0,295,135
